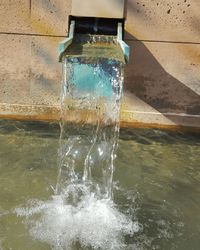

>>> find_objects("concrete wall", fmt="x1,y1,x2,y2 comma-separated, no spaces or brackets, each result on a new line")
0,0,200,129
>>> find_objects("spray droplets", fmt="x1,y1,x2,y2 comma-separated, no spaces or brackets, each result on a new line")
15,191,140,250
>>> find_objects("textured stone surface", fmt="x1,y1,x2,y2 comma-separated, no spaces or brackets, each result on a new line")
30,36,62,105
124,41,200,116
0,0,70,36
0,35,31,104
125,0,200,43
31,0,70,36
121,93,200,128
0,34,62,106
0,0,199,128
0,0,30,33
71,0,125,18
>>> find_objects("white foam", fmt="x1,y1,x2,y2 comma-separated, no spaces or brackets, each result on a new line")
15,188,140,250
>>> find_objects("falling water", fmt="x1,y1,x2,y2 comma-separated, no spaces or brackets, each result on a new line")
56,35,126,200
15,36,140,250
57,64,122,196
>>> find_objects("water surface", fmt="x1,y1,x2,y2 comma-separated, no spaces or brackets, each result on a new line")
0,120,199,249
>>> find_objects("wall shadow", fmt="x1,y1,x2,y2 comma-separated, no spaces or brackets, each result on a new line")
124,32,200,125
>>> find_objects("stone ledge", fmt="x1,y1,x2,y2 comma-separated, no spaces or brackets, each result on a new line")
0,103,199,132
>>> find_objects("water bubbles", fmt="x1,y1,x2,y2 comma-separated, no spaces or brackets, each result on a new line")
97,146,104,157
15,188,140,250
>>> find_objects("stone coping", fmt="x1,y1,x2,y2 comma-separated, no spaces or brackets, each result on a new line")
0,103,199,132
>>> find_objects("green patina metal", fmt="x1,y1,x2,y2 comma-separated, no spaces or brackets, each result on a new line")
58,21,129,63
58,20,129,98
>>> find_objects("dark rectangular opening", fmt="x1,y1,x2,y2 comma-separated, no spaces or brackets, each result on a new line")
69,16,125,37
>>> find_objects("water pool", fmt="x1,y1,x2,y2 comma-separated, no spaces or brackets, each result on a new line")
0,120,199,249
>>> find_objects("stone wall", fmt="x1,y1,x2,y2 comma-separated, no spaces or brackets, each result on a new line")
0,0,199,129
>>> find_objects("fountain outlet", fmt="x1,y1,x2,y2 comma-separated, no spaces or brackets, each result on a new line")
56,0,130,200
58,0,129,63
57,0,129,126
57,1,130,126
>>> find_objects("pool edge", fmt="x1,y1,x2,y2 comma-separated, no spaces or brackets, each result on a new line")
0,103,199,132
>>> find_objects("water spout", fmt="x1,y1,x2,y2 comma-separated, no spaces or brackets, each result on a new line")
57,11,129,198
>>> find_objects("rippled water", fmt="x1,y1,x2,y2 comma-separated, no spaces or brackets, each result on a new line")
0,120,200,249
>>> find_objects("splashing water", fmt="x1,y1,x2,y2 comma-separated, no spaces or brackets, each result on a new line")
15,191,140,250
15,36,140,249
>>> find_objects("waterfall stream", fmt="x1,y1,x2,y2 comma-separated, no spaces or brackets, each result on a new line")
15,36,140,250
57,57,123,199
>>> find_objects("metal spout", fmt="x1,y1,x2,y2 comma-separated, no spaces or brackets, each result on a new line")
58,0,129,63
